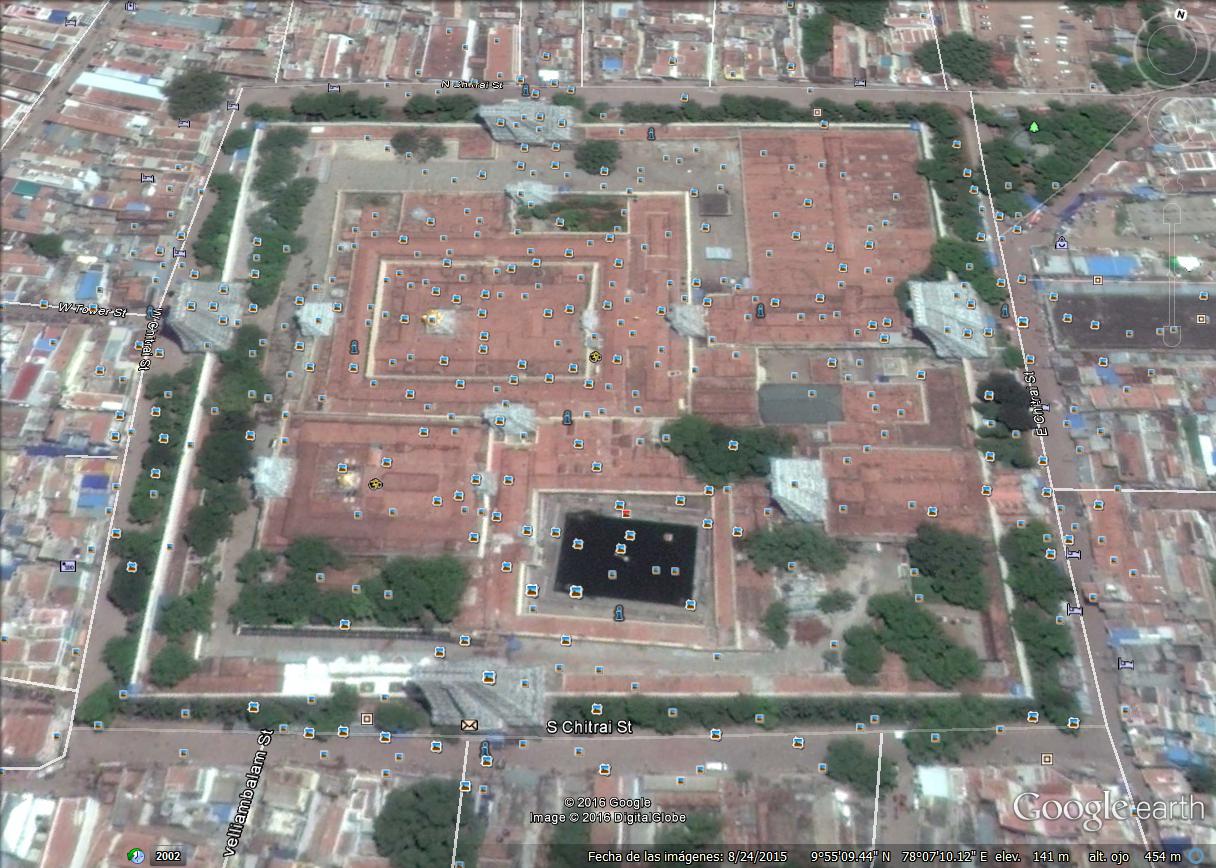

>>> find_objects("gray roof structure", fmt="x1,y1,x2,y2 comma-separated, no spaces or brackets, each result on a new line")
477,100,575,146
411,662,546,729
908,280,995,360
758,383,843,425
769,457,828,523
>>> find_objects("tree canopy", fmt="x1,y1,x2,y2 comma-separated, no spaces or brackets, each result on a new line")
976,371,1035,432
574,140,622,175
825,738,897,795
26,233,64,259
661,415,792,485
743,523,848,574
915,33,993,84
906,524,989,610
374,779,483,868
165,70,228,117
843,625,885,685
654,813,722,855
867,593,981,689
148,641,198,688
1002,523,1072,612
761,600,790,648
822,1,888,30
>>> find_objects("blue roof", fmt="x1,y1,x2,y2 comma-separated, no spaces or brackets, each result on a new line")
75,490,109,511
1086,255,1136,278
1095,366,1121,385
33,336,57,352
48,10,69,23
601,57,623,71
1108,628,1140,645
81,473,110,490
1065,413,1085,430
75,271,102,301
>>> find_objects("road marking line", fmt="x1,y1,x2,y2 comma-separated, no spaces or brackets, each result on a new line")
451,739,471,868
968,88,1150,853
928,1,950,91
274,0,296,84
0,675,77,693
870,732,884,849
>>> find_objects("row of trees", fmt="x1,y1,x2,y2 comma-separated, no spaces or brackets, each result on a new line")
183,325,268,559
194,173,241,270
230,537,471,629
402,94,479,122
78,679,360,730
1002,522,1078,726
245,92,387,122
104,363,205,687
660,414,793,485
550,694,1029,764
244,126,317,308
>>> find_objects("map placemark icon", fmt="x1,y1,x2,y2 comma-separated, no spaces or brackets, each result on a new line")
1028,121,1040,133
588,350,603,363
367,478,384,490
127,850,146,865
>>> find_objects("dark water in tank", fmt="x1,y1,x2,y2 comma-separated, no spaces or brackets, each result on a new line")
553,512,697,606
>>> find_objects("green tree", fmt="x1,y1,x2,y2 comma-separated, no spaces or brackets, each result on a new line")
800,14,834,67
761,600,791,648
26,233,65,259
976,372,1034,432
552,92,585,109
1002,523,1071,610
743,524,848,573
907,524,989,610
102,634,139,683
843,625,885,685
825,738,897,795
575,140,622,175
149,642,198,688
157,581,216,639
285,536,347,579
221,127,255,154
165,70,228,117
822,1,889,30
547,821,591,867
375,700,429,733
76,682,121,725
661,415,792,485
819,589,856,614
374,779,484,868
374,555,470,625
867,593,981,689
655,813,722,854
183,483,244,556
236,548,278,583
916,33,993,83
1092,60,1146,93
1187,764,1216,795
